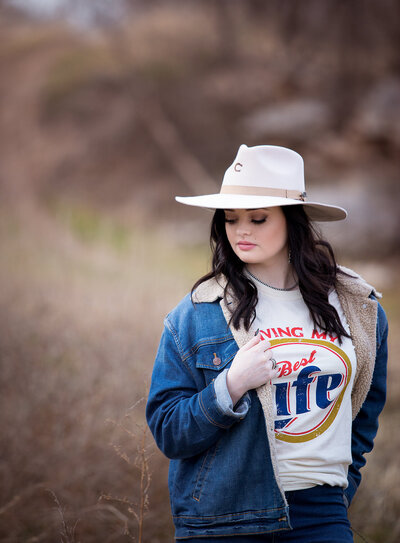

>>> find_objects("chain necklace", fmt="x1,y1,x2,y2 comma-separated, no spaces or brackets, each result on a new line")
247,269,299,291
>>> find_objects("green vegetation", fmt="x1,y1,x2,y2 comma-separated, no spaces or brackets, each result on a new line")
52,200,133,251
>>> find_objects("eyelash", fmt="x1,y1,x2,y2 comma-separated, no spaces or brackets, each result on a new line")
224,218,267,225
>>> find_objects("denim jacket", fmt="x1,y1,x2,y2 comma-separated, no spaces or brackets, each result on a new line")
146,268,388,539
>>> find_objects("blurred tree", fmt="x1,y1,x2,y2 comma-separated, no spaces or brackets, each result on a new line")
208,0,240,65
244,0,400,128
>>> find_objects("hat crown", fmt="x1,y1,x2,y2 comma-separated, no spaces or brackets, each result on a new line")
222,144,305,191
175,143,347,221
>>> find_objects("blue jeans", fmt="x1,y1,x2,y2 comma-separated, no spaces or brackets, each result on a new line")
179,485,353,542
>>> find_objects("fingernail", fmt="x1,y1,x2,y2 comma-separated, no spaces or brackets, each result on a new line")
254,328,259,336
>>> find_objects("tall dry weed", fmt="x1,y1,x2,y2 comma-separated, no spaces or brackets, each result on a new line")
100,398,153,542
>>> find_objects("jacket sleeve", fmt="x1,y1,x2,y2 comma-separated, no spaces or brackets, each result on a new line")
344,302,388,507
146,319,249,460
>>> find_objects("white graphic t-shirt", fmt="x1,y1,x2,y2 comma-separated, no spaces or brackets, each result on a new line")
253,278,357,491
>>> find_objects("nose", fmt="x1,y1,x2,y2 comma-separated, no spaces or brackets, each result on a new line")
236,218,251,236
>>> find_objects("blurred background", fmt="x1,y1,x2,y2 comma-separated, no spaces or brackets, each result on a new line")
0,1,399,541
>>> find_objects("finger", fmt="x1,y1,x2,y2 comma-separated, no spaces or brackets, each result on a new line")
267,361,280,377
254,340,271,353
264,350,272,361
268,368,280,385
241,334,261,351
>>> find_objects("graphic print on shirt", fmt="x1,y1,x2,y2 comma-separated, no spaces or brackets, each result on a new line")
260,328,353,444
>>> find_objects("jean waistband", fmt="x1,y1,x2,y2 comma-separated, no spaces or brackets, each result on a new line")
285,484,344,505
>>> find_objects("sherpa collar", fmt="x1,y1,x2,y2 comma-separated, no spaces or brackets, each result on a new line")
335,265,381,300
192,265,380,305
192,275,228,304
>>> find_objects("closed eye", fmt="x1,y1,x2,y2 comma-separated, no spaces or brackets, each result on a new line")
252,218,266,224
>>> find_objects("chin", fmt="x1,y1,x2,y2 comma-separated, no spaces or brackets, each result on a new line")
237,255,263,265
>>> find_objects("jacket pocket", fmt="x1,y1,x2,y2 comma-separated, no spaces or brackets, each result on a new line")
194,340,237,385
192,441,219,502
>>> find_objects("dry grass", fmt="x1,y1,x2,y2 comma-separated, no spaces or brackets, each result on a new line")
0,198,398,542
0,199,208,541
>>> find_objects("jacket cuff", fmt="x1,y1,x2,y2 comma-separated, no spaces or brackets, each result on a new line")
213,369,250,419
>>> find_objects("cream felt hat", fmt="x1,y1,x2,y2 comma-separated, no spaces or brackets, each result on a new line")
175,144,347,221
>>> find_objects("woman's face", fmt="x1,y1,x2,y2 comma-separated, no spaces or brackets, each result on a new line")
224,207,288,269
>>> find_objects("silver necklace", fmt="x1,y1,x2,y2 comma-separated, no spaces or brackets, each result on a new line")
247,269,299,291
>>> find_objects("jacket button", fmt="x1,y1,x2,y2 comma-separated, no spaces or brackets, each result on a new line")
213,353,221,366
362,303,367,309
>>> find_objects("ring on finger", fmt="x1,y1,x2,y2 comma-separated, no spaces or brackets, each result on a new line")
270,358,277,370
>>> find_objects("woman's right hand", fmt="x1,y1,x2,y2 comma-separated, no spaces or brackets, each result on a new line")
226,333,279,406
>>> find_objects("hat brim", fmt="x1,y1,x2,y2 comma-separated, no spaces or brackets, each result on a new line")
175,194,347,222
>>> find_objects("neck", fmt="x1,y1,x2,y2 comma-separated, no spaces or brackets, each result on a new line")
247,260,297,290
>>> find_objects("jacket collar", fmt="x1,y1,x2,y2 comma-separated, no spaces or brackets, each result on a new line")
192,266,380,304
335,265,381,300
192,275,228,304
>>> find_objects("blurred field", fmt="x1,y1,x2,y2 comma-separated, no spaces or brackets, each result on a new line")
0,198,398,542
0,2,399,542
0,199,209,542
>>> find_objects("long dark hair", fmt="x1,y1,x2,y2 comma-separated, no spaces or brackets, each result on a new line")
192,205,351,342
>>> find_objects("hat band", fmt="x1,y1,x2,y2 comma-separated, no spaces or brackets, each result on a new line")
220,185,306,201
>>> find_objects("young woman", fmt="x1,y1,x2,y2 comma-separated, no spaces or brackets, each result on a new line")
146,144,388,542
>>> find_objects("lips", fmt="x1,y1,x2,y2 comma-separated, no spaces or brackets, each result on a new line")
237,241,256,251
